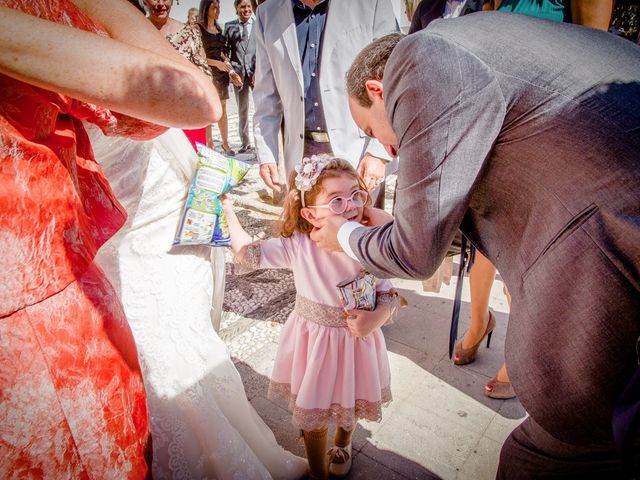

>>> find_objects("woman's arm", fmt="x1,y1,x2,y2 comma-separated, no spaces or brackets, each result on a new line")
571,0,613,31
0,1,221,128
207,58,232,71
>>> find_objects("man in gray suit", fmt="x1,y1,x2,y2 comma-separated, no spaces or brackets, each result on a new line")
312,13,640,477
225,0,256,153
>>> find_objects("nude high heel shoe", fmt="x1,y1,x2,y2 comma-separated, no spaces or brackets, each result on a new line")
453,311,496,366
485,376,516,399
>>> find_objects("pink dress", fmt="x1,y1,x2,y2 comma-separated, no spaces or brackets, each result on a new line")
242,232,393,432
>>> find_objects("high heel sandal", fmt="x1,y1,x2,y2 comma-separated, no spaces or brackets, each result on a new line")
222,145,236,156
485,375,516,399
453,310,496,366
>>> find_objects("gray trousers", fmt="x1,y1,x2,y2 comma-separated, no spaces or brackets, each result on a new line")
497,417,640,479
233,80,252,149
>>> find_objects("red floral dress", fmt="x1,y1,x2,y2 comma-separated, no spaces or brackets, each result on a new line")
0,0,165,477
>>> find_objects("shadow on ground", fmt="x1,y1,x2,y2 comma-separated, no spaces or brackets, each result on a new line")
234,359,442,479
385,288,526,420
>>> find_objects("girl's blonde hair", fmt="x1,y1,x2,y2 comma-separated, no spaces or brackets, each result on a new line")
277,157,370,237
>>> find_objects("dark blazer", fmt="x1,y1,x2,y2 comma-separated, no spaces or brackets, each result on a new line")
224,18,256,80
350,12,640,447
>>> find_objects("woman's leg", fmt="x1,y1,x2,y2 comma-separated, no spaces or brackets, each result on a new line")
485,286,514,398
461,251,497,349
218,99,231,151
206,124,214,148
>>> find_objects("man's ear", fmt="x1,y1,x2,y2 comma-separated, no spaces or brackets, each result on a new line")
300,207,317,224
365,79,384,102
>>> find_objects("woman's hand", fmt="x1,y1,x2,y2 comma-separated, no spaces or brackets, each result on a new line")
230,71,244,88
345,304,391,338
208,59,232,72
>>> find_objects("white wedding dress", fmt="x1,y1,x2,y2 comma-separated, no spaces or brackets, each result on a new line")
89,124,307,480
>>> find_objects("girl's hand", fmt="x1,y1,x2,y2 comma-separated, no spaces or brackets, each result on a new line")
219,194,233,212
345,304,391,338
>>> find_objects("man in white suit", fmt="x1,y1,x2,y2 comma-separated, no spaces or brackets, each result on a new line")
252,0,399,197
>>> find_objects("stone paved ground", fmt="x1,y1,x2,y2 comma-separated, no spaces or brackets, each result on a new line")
212,96,527,479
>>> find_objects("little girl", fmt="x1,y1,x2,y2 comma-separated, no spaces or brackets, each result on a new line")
222,155,401,479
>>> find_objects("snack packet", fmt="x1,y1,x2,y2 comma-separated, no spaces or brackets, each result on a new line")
336,271,377,311
174,143,250,246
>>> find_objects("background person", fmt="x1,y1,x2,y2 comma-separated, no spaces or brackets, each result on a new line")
491,0,613,27
142,0,213,150
317,16,640,476
225,0,256,154
187,6,198,25
198,0,241,155
88,3,306,479
90,121,307,480
0,0,220,476
252,0,398,202
404,0,510,400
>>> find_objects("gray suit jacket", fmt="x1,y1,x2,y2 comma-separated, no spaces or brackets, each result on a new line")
350,12,640,445
224,18,256,80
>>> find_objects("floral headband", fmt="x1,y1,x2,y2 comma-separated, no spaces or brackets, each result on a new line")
294,154,332,207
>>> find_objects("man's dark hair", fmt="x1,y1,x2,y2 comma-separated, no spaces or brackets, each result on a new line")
346,33,404,107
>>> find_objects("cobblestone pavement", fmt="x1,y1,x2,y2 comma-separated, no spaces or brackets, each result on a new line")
212,96,526,479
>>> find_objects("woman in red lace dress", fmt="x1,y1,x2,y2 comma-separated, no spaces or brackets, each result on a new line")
0,0,220,477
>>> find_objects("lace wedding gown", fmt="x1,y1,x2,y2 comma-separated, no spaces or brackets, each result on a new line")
89,125,307,480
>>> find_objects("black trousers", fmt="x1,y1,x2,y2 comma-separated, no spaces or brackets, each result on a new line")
497,417,640,479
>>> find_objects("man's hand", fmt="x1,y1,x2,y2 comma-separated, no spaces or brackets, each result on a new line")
357,153,387,193
345,304,391,338
230,71,243,88
309,215,347,252
259,163,282,193
362,207,393,227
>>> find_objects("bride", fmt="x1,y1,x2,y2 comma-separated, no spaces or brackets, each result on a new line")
91,124,307,480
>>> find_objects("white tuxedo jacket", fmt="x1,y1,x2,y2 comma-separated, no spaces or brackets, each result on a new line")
252,0,398,174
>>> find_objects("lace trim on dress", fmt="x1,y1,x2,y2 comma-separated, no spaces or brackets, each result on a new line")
235,242,261,274
268,381,392,432
294,295,348,328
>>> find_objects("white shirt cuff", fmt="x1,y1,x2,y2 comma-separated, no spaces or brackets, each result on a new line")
338,221,361,261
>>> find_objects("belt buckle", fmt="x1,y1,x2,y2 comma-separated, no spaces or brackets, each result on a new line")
309,131,330,143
